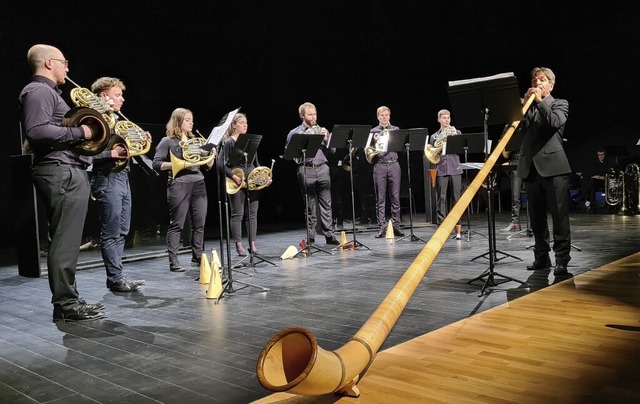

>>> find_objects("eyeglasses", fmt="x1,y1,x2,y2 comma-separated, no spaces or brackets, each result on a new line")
50,58,69,67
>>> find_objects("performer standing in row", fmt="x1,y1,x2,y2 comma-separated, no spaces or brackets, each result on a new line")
19,44,106,321
152,108,216,272
285,102,340,246
517,67,571,276
430,109,463,239
369,106,404,238
222,112,269,256
90,77,146,292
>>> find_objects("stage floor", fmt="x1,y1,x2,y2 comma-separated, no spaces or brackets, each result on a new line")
0,210,638,403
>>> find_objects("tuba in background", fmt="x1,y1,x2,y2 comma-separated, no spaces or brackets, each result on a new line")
364,129,390,164
604,167,623,207
170,136,216,179
605,163,640,214
425,125,456,165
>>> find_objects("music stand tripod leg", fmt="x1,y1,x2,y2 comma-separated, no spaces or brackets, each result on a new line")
396,143,425,243
334,141,370,251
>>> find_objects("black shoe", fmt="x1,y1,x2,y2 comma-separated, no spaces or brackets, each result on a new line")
53,305,106,322
375,228,385,238
123,277,145,286
191,260,200,267
110,279,139,292
393,227,405,237
526,260,551,271
325,237,340,245
170,263,186,272
554,263,568,275
78,297,105,312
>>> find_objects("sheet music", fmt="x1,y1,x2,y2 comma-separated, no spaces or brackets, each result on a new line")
448,72,515,87
366,131,388,153
460,162,484,170
207,107,240,146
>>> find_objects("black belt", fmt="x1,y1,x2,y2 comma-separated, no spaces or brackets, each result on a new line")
376,159,397,164
303,162,326,168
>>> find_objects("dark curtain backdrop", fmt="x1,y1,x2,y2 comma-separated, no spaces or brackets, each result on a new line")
2,1,639,249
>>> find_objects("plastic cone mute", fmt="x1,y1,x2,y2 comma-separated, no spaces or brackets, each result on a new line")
199,253,212,285
206,260,223,300
339,231,347,245
211,249,221,269
385,221,394,239
429,168,438,188
281,245,298,260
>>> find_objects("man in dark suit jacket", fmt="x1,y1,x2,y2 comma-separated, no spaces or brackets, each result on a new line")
517,67,571,276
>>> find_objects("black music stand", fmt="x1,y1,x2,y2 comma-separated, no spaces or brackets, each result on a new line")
228,134,277,272
388,128,428,243
283,133,333,256
225,134,272,292
604,145,628,169
446,133,487,241
328,124,372,250
448,72,527,296
205,108,240,300
503,129,532,239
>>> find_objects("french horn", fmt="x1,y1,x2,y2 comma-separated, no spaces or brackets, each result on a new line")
425,125,456,165
111,112,152,172
61,106,111,156
61,76,113,156
66,77,117,129
170,136,216,179
248,159,275,191
225,167,246,195
364,129,390,164
342,148,357,172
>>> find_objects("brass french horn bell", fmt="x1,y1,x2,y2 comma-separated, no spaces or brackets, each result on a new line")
61,106,111,156
106,134,131,172
226,168,246,194
425,126,456,165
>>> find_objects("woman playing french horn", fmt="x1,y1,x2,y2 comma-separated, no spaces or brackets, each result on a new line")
222,112,270,256
152,108,216,272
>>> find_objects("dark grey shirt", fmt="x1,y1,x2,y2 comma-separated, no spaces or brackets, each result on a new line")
152,136,206,184
18,75,90,167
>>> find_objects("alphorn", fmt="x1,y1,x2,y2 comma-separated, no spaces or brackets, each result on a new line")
256,94,536,397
